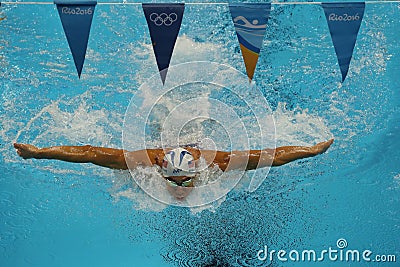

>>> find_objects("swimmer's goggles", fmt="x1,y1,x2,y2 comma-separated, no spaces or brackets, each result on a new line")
165,177,193,187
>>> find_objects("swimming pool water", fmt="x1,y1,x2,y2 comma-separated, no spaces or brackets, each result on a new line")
1,1,399,266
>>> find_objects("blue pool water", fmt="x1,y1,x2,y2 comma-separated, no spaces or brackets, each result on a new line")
1,1,399,266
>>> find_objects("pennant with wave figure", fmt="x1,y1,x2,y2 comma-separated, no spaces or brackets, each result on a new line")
229,3,271,81
322,2,365,82
142,3,184,85
55,0,97,78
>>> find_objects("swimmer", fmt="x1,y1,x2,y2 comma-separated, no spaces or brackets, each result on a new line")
14,139,333,200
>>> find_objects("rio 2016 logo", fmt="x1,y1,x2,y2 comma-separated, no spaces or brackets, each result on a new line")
61,6,93,16
328,13,360,21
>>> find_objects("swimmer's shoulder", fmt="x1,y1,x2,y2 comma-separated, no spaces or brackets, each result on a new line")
124,148,165,167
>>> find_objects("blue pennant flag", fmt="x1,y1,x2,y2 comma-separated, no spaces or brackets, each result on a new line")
55,0,97,78
229,3,271,81
1,2,6,21
322,2,365,82
142,3,184,85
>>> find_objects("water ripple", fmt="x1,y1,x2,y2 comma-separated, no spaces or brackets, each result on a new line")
0,191,15,207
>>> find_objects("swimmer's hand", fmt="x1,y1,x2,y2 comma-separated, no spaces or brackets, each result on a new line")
14,143,39,159
311,139,334,155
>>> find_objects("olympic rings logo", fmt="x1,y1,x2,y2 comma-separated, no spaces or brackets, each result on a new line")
149,12,178,26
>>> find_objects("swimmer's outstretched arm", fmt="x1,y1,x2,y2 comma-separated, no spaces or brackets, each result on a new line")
13,143,164,169
14,143,129,169
212,139,334,171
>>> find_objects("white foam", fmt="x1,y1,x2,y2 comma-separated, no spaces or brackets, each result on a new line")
394,173,400,187
109,163,229,214
350,28,388,77
3,91,121,178
273,102,333,147
15,92,121,147
110,169,169,212
131,35,230,85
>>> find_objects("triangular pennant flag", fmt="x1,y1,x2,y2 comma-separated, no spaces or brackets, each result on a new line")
229,3,271,81
322,2,365,82
142,3,184,85
0,1,5,22
55,0,97,78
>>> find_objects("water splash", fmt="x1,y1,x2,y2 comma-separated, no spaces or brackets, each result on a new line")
273,102,333,147
2,35,334,213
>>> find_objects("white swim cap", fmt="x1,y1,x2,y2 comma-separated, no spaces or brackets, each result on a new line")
162,148,196,177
